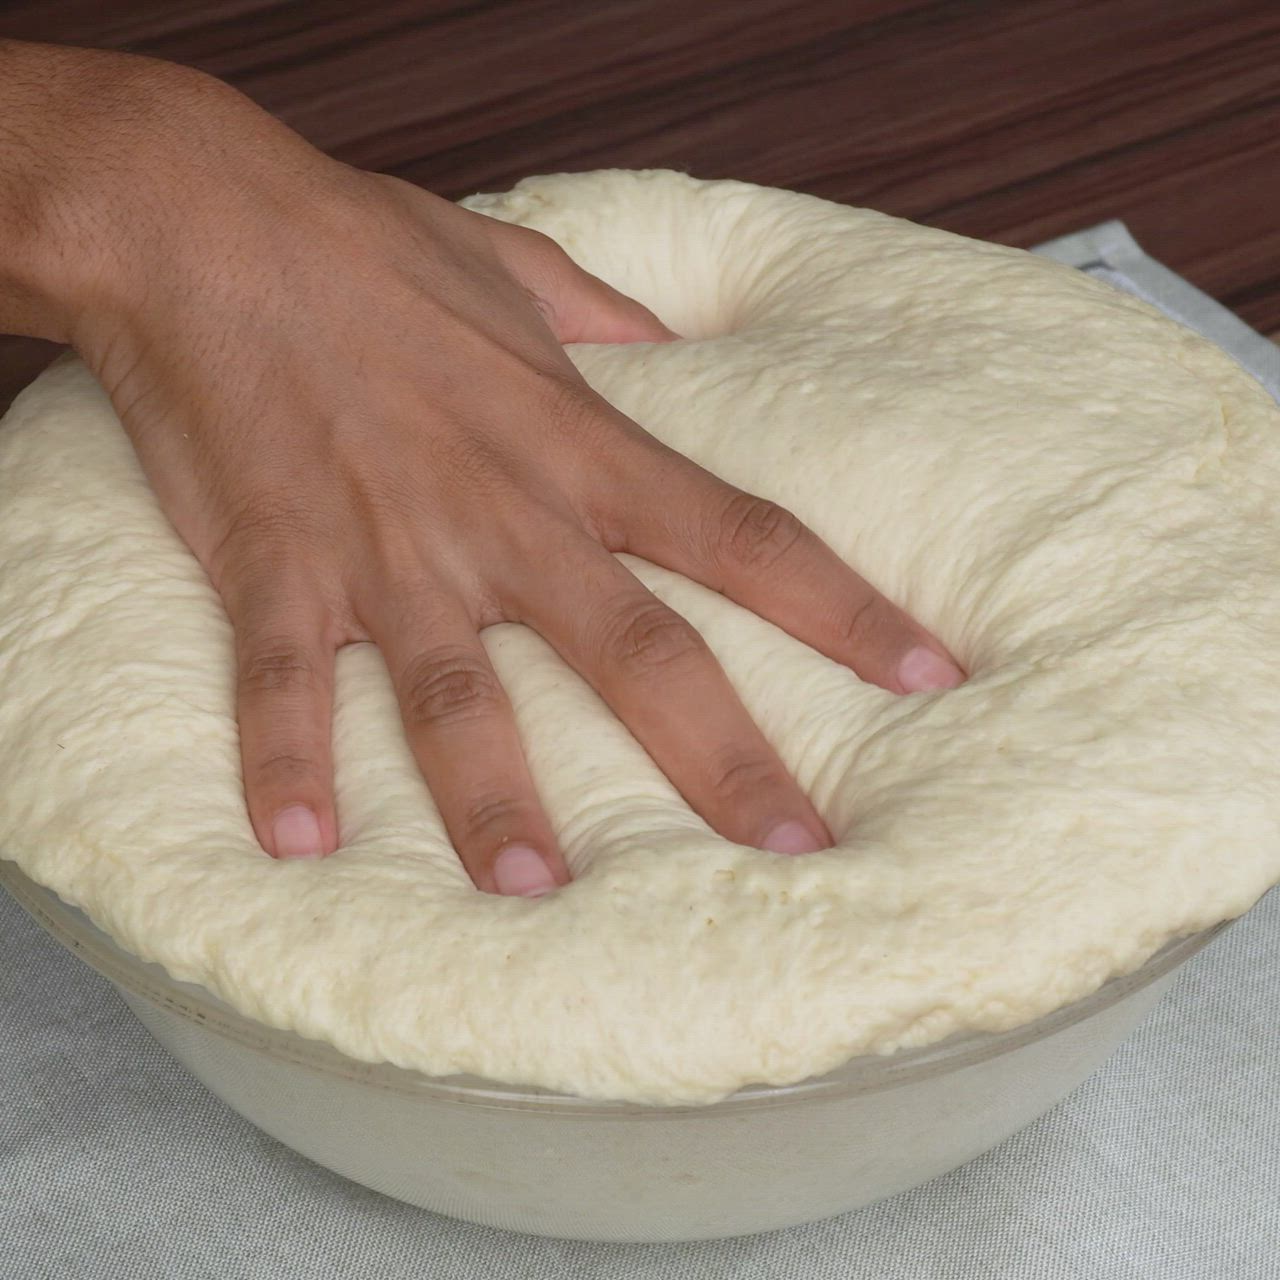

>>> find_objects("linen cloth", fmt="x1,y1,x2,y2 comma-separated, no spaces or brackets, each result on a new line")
1,884,1275,1280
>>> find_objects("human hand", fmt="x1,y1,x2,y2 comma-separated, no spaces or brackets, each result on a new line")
0,45,964,896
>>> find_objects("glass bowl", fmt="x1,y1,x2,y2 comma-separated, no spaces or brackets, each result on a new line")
0,859,1229,1242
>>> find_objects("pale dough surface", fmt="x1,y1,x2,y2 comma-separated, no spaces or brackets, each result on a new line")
2,170,1278,1105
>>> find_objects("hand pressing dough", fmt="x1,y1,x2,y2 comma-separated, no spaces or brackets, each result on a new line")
1,169,1278,1106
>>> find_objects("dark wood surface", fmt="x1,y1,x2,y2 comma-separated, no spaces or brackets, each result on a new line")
2,0,1278,405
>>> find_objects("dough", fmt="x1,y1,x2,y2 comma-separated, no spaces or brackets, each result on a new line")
1,169,1278,1106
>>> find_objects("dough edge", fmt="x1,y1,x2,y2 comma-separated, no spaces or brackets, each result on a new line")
1,169,1278,1104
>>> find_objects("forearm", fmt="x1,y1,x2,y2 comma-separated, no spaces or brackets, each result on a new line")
0,41,151,341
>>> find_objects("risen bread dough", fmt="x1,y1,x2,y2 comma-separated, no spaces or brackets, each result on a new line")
2,170,1278,1105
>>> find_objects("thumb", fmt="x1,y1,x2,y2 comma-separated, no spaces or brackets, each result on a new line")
491,223,678,345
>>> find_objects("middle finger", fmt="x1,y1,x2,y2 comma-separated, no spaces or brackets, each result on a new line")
363,577,568,898
513,542,830,856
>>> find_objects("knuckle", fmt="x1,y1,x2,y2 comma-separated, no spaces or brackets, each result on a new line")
501,224,574,285
520,225,572,267
399,649,502,729
459,794,528,842
433,430,519,494
716,493,805,571
707,751,785,804
212,501,315,583
539,373,605,440
239,643,319,696
601,600,706,679
342,468,417,533
839,595,883,650
497,227,575,327
252,750,321,787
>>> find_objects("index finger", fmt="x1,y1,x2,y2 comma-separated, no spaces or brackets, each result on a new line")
593,446,965,694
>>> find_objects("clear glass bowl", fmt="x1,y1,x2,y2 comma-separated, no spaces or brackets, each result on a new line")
1,859,1229,1242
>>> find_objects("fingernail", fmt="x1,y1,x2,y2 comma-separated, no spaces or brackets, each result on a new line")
492,845,558,898
272,805,324,859
898,646,965,693
762,820,825,856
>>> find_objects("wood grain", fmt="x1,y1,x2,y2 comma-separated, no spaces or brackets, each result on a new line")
1,0,1278,406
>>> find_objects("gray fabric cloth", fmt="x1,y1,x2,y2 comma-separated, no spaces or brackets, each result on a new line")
1,884,1275,1280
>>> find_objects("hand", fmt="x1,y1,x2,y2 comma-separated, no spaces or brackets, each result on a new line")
1,46,964,896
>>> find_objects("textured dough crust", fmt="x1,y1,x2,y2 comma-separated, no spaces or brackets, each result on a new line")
2,170,1278,1104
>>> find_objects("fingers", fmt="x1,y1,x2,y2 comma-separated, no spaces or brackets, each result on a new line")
487,222,678,345
598,454,965,695
231,587,339,861
364,581,568,898
515,545,831,855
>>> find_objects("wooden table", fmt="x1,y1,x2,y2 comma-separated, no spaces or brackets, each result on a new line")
2,0,1278,403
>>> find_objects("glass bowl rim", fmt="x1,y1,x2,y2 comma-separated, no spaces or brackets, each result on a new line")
0,858,1230,1116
